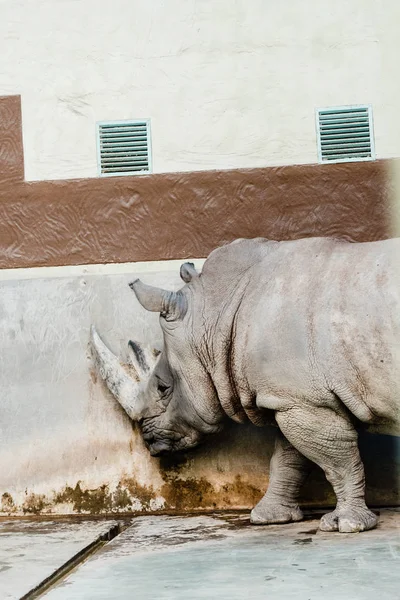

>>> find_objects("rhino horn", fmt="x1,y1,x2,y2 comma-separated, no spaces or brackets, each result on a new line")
128,339,159,379
90,326,144,421
129,279,187,320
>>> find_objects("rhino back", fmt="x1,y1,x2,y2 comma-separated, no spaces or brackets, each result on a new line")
201,237,400,435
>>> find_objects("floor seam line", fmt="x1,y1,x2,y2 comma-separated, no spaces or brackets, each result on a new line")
19,522,124,600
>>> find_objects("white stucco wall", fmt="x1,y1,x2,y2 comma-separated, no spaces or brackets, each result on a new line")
0,0,399,181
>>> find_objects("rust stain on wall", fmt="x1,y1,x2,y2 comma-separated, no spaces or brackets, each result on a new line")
22,493,50,515
50,478,155,515
0,476,263,517
160,475,263,511
54,483,113,514
1,492,16,513
118,476,156,509
0,95,392,270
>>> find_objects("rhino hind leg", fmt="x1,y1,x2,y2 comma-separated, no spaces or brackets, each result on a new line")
250,431,311,525
275,406,378,533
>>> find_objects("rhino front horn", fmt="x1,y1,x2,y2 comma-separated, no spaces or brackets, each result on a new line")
129,279,187,320
90,326,144,421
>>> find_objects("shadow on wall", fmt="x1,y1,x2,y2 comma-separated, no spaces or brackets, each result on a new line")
178,423,400,510
300,430,400,508
360,431,400,507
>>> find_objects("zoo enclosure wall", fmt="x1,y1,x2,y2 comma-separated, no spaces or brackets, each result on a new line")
0,94,399,516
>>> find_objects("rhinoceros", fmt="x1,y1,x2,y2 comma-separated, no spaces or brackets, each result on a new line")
91,236,400,533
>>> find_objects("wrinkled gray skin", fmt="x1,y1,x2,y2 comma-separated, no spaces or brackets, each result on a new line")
92,237,400,533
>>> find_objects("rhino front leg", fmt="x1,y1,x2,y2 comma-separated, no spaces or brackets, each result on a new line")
275,406,377,533
250,431,311,525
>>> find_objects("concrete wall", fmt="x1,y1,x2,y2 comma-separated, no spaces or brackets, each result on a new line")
0,0,400,180
0,260,399,516
0,260,273,515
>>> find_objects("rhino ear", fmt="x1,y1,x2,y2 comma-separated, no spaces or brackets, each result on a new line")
180,262,199,283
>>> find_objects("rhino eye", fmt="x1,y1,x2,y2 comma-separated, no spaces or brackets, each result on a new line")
157,382,170,395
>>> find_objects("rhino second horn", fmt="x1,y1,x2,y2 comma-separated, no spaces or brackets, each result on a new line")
128,340,158,379
90,326,143,421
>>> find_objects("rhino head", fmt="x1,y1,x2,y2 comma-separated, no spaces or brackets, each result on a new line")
91,263,225,456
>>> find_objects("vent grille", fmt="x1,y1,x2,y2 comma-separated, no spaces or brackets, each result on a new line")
97,120,151,176
316,105,374,163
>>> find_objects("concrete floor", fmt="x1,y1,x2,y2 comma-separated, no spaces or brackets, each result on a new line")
0,518,119,600
1,510,399,599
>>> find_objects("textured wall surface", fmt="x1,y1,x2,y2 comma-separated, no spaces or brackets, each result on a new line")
0,262,398,516
0,1,400,179
0,96,392,270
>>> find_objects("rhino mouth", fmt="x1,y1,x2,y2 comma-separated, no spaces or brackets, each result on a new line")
147,440,173,456
141,420,182,456
141,419,203,456
141,432,170,456
143,434,196,456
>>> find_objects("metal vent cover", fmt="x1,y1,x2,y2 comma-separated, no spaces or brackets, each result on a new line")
97,119,152,176
316,105,375,163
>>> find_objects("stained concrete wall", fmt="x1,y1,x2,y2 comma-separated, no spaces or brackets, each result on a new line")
0,260,269,515
0,260,398,516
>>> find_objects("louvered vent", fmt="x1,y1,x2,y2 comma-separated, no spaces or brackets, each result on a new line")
316,105,374,163
97,120,151,176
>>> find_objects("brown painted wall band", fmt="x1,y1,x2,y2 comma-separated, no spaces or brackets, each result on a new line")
0,96,391,270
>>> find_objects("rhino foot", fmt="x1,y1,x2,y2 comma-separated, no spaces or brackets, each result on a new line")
320,505,378,533
250,503,304,525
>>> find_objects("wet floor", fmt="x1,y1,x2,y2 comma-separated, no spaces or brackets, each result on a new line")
1,510,399,599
